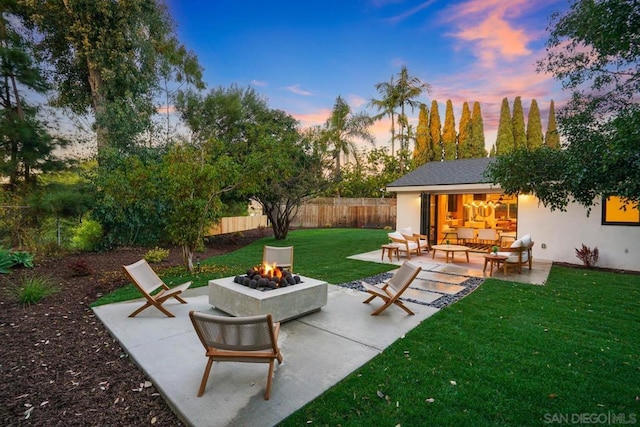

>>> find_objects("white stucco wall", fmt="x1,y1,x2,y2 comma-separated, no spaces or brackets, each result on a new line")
517,195,640,271
395,193,422,232
393,190,640,272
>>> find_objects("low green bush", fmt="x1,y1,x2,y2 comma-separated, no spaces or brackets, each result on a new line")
70,218,103,251
10,275,59,305
10,250,35,268
144,246,170,263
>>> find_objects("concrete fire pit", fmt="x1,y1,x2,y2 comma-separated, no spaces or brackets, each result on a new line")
208,275,328,322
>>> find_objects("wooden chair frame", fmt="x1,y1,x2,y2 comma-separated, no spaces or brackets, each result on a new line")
189,311,284,400
361,261,422,315
389,235,420,259
123,259,192,318
498,242,534,273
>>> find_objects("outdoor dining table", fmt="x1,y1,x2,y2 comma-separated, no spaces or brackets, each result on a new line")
431,244,471,263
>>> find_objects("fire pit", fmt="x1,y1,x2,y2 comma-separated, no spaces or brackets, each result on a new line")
233,263,302,291
209,266,328,322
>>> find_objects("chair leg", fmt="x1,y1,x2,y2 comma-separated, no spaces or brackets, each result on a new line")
197,358,214,397
265,359,275,400
128,301,153,318
363,293,377,304
393,300,416,316
174,294,188,304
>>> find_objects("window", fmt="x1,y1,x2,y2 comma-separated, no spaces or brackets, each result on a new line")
602,196,640,225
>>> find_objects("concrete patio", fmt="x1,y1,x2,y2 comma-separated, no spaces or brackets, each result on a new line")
92,247,552,426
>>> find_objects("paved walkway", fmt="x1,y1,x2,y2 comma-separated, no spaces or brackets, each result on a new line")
93,248,552,426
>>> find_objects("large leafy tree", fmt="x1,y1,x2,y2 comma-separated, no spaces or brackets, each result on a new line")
336,148,402,198
0,2,67,189
489,0,640,209
177,86,326,240
20,0,203,152
442,99,457,160
495,97,514,155
161,141,238,270
246,109,325,240
526,99,544,148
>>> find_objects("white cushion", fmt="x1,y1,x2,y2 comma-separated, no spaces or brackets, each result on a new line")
497,251,529,263
521,234,532,247
398,241,419,251
400,227,413,235
388,231,404,240
510,239,523,248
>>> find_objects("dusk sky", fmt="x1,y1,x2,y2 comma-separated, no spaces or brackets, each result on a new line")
165,0,570,152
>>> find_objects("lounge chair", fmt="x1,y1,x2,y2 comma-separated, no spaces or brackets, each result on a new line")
189,311,284,400
263,245,294,271
388,231,420,259
123,259,192,318
496,234,534,273
456,227,475,244
361,261,422,315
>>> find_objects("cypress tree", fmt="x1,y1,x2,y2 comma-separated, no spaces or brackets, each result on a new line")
457,101,472,158
442,99,457,160
429,100,442,161
489,144,496,157
413,103,431,166
512,96,526,149
526,99,543,149
470,101,487,157
545,99,560,148
495,97,514,155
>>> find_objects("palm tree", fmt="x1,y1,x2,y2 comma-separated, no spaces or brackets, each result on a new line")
370,75,399,156
395,66,430,169
322,96,375,180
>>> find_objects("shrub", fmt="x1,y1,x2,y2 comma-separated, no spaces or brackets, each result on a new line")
10,251,35,268
10,275,59,305
67,259,93,277
70,218,103,251
0,246,14,273
144,246,170,263
575,244,599,268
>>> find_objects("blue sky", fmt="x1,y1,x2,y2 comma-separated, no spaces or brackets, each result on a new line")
165,0,569,152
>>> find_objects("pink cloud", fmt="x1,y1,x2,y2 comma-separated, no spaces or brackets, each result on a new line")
285,84,314,96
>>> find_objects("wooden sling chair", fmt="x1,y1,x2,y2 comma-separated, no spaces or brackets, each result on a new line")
189,311,284,400
263,245,294,272
361,261,422,316
122,259,192,318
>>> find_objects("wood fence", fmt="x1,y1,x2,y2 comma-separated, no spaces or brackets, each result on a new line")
292,197,396,229
206,214,268,236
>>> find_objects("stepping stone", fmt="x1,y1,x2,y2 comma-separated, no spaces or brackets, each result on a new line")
416,271,468,284
411,278,466,295
402,288,442,304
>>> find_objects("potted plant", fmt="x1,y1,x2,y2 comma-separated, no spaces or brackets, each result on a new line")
492,245,499,255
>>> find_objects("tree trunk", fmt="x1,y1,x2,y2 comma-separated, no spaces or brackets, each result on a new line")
86,57,109,152
182,244,194,272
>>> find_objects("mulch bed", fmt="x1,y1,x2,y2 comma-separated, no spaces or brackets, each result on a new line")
0,230,268,426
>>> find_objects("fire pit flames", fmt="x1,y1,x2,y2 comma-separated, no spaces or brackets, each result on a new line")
233,262,302,291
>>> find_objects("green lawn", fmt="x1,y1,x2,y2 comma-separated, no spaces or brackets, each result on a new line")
92,228,395,306
92,228,640,426
280,265,640,426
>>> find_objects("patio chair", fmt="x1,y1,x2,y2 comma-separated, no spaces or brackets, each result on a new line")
388,231,420,259
361,261,422,315
263,245,294,271
401,232,430,255
456,227,475,244
477,228,498,244
122,259,192,318
189,311,284,400
496,234,534,273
